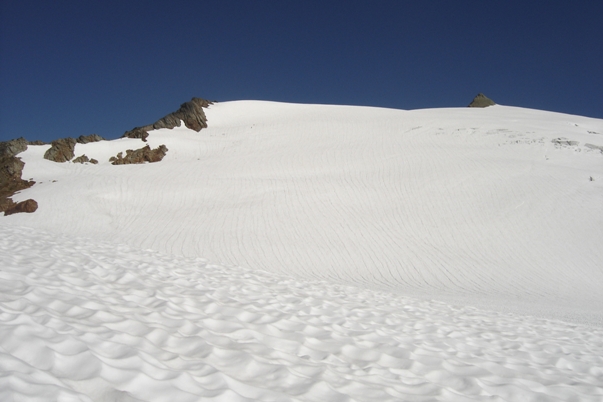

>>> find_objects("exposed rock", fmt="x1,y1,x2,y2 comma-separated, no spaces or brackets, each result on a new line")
77,134,105,144
468,93,496,108
28,140,48,146
4,199,38,216
1,156,33,193
72,154,90,164
44,137,77,163
90,158,99,164
0,137,28,158
123,127,149,142
552,138,580,146
1,149,35,214
110,145,168,165
123,98,213,141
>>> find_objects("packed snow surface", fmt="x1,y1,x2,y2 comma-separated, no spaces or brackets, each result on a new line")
3,101,603,400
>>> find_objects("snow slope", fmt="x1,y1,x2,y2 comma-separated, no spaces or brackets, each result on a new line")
2,225,603,401
2,101,603,400
7,101,603,323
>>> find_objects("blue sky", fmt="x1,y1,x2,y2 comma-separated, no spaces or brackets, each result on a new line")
1,1,601,143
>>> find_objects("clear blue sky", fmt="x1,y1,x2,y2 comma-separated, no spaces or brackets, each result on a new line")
1,1,601,143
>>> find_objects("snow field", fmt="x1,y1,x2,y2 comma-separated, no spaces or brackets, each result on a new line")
3,100,603,400
1,226,603,401
9,101,603,324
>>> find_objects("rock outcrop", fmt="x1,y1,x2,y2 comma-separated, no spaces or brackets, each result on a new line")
1,138,35,215
0,137,28,158
110,145,168,165
77,134,105,144
72,155,90,164
72,154,100,164
44,137,77,162
4,199,38,216
123,98,213,141
468,93,496,108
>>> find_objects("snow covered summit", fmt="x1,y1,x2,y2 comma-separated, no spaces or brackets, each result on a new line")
7,100,603,323
2,100,603,401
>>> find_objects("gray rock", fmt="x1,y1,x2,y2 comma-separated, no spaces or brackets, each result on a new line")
0,137,28,158
468,93,496,108
76,134,105,144
123,98,213,141
72,154,90,164
123,127,149,142
4,199,38,216
110,145,168,165
1,149,35,214
44,137,77,162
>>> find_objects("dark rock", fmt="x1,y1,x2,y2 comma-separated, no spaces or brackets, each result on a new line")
1,150,35,214
76,134,105,144
0,137,28,158
123,127,149,142
90,158,99,164
468,93,496,108
44,137,77,162
72,154,90,164
123,98,213,141
110,145,168,165
1,156,25,182
4,199,38,216
28,140,48,146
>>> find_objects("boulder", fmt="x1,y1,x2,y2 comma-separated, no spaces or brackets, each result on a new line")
72,154,90,164
123,98,213,141
76,134,105,144
468,93,496,108
0,149,35,214
4,199,38,216
44,137,77,162
110,145,168,165
123,127,149,142
0,137,28,158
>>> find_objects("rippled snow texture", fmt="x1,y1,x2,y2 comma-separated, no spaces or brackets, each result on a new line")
1,226,602,401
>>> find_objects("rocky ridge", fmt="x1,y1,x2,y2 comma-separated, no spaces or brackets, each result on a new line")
123,98,212,141
1,97,213,215
44,134,106,163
